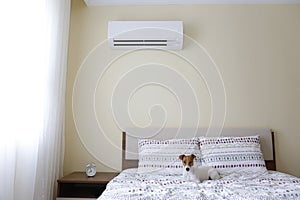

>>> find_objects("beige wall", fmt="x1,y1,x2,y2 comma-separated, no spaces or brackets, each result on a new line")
65,0,300,177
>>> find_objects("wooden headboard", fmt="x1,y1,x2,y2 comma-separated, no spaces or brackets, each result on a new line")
122,128,276,171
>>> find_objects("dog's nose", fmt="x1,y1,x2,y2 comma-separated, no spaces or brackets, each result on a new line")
186,167,190,172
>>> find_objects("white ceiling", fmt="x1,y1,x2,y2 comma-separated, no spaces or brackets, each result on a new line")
84,0,300,6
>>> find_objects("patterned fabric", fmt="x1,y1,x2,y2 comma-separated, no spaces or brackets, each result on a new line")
137,138,201,174
98,169,300,200
199,135,267,176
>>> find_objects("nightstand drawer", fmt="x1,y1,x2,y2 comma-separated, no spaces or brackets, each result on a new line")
58,182,105,198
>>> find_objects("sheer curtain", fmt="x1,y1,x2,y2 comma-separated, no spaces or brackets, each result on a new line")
0,0,70,199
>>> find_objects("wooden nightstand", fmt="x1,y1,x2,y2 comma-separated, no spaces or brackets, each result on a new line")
57,171,119,200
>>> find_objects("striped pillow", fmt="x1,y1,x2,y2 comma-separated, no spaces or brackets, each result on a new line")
199,135,267,176
137,138,201,174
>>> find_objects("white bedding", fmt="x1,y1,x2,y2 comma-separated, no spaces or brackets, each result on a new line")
98,168,300,200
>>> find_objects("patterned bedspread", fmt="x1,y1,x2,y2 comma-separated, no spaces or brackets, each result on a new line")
98,168,300,200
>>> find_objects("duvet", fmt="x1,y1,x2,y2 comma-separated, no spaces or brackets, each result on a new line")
98,168,300,200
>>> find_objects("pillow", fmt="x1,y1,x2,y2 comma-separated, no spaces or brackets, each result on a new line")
199,135,267,176
137,138,201,174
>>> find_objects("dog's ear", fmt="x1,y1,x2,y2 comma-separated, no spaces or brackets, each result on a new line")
179,154,185,160
191,154,196,159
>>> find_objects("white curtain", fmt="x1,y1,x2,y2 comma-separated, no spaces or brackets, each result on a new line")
0,0,70,199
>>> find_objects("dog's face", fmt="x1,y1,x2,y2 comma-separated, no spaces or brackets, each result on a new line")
179,154,195,172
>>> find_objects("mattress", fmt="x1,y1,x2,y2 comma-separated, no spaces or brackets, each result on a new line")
98,168,300,200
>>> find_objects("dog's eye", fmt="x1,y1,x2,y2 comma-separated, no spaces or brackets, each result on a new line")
183,161,186,164
189,161,192,165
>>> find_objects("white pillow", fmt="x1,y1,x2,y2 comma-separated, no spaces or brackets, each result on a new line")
138,138,201,174
199,135,267,176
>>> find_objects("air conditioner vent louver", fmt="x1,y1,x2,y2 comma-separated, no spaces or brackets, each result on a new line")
113,39,180,47
108,21,183,50
113,40,168,42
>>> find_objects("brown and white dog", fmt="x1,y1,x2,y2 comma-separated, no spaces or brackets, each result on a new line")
179,154,220,183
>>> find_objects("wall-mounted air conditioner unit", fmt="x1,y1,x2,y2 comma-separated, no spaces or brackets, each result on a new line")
108,21,183,50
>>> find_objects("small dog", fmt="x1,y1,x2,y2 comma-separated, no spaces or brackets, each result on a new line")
179,154,220,183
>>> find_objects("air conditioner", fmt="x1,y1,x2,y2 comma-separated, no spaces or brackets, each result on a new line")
108,21,183,50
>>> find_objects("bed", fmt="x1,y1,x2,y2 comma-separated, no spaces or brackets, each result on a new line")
98,128,300,200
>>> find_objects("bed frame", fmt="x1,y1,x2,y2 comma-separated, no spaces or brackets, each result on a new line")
122,128,276,171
